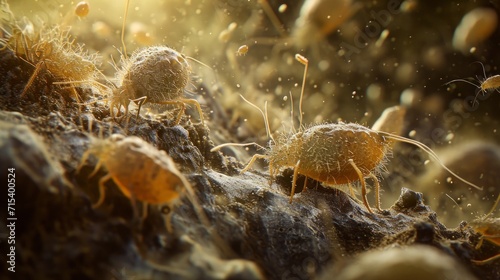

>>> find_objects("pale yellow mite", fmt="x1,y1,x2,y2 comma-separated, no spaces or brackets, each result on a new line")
259,0,358,48
78,129,234,256
446,62,500,105
212,54,484,214
77,0,205,125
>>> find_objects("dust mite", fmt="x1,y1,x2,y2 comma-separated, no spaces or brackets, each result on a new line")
211,54,484,214
111,45,204,125
105,0,205,124
446,62,500,105
78,133,205,231
471,193,500,265
0,19,101,101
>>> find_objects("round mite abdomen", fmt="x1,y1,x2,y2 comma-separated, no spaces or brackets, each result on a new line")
118,46,191,102
112,45,205,124
289,123,389,184
269,123,389,184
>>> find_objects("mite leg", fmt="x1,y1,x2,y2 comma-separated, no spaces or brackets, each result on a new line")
475,236,484,250
109,100,116,119
155,100,186,125
180,98,205,124
128,195,144,223
472,253,500,265
346,183,364,205
160,205,175,233
368,173,382,211
88,160,103,178
20,60,45,98
289,160,301,203
93,173,112,209
349,159,373,214
302,176,308,193
268,163,275,186
348,182,356,198
240,154,268,173
164,209,174,233
131,96,148,119
77,150,92,173
52,81,84,104
109,99,124,120
140,200,148,220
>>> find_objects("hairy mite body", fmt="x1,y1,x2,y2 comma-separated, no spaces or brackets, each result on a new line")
79,134,185,208
110,45,204,124
0,21,100,99
481,75,500,91
214,54,483,214
269,123,388,185
220,121,391,213
269,122,390,212
116,46,190,104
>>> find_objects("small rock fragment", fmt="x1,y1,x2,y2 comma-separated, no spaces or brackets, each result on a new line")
453,8,498,53
326,245,478,280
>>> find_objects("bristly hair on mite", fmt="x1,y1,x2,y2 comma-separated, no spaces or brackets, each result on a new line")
0,7,102,102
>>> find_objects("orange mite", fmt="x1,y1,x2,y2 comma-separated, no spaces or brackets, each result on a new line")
78,132,232,254
471,194,500,265
78,134,186,209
